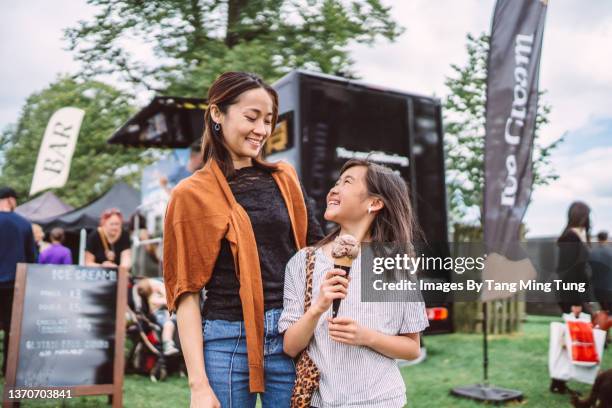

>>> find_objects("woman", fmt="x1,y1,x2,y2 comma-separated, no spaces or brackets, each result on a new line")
557,201,592,314
163,72,323,408
85,208,131,269
280,159,429,407
550,201,592,394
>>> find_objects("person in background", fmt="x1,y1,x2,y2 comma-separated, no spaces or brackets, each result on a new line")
129,213,160,277
32,223,50,259
85,208,131,270
0,187,36,376
556,201,592,315
159,142,203,194
590,231,612,312
39,227,72,265
136,278,179,355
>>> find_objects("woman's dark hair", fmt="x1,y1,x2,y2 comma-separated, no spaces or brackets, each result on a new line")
317,159,422,248
562,201,591,244
202,71,279,177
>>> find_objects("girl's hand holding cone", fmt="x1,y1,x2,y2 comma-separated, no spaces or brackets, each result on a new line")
312,269,351,315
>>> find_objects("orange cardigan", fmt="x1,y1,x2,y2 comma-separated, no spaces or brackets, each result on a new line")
163,159,308,392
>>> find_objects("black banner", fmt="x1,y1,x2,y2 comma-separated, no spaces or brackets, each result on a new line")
484,0,548,255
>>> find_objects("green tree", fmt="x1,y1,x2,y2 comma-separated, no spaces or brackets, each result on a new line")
444,33,562,228
64,0,404,95
0,76,153,207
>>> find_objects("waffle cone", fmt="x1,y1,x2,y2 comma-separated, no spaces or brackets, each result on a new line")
334,256,353,268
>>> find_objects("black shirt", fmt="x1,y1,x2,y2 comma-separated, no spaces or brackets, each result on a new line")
557,229,590,307
202,165,324,321
86,229,131,264
0,212,36,287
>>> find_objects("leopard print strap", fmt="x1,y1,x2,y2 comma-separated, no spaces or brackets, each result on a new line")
303,247,316,311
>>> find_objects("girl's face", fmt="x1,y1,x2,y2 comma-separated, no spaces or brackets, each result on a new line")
103,214,122,238
214,88,274,162
324,165,371,224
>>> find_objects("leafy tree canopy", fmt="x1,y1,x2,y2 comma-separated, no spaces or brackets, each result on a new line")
64,0,404,95
0,76,153,207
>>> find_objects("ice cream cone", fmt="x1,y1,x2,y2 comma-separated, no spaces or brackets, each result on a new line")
331,234,359,318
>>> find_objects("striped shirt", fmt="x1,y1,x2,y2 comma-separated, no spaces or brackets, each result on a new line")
279,247,429,408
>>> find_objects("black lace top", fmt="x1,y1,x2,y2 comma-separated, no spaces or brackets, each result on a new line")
202,165,324,321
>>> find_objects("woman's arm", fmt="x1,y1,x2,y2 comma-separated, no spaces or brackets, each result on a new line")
176,292,220,408
84,251,99,266
119,249,132,270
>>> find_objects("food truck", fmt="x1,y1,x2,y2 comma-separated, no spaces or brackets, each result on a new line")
109,70,453,333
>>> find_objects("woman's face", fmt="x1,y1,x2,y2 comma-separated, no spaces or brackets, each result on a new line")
103,214,122,238
324,165,370,224
215,88,274,161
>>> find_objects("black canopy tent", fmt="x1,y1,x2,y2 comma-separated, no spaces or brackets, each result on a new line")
38,182,140,231
15,191,74,223
107,96,207,148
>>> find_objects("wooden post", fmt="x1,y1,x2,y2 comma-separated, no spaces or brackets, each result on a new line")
451,223,525,334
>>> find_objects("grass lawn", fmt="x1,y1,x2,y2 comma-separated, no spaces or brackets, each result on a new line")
1,315,610,407
403,315,611,407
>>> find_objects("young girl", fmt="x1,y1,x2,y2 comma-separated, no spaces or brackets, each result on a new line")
163,72,323,408
279,159,429,408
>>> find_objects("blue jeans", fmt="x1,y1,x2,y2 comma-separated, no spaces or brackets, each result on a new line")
203,308,296,408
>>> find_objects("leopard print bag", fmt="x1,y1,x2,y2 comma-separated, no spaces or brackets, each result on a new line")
290,247,321,408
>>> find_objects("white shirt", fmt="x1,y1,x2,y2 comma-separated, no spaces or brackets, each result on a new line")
279,247,429,408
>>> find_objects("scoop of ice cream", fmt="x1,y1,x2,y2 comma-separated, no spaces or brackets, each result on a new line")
331,234,360,259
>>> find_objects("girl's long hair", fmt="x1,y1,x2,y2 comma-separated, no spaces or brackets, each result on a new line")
318,159,422,248
201,71,279,178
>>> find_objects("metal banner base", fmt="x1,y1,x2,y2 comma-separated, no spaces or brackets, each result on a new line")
451,384,523,403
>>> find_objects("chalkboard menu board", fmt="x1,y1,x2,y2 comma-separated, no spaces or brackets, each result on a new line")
3,264,127,407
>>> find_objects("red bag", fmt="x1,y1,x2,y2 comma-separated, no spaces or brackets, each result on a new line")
566,321,599,364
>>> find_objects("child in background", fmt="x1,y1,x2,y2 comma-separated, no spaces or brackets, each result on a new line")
39,228,72,265
136,278,179,356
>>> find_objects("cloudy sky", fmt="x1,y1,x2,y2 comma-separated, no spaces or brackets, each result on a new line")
1,1,611,237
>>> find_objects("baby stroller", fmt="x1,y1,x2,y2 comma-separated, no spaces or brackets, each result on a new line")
125,276,185,381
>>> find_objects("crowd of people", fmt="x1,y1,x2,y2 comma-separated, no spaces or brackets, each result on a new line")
0,187,179,376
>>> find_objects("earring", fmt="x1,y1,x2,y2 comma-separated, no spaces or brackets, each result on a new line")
368,206,372,214
213,122,221,132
